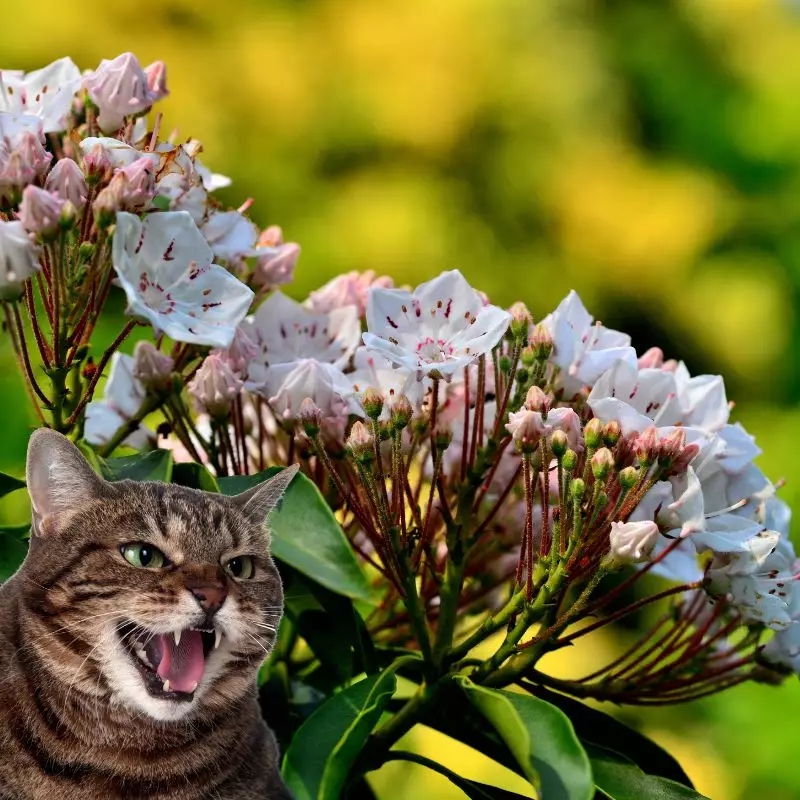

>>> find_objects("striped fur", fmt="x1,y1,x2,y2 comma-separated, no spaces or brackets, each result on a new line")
0,433,292,799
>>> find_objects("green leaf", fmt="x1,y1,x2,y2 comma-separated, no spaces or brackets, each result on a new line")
586,744,708,800
0,471,25,498
384,751,532,799
456,677,593,800
219,468,375,602
0,523,30,581
170,462,221,493
522,686,692,787
282,668,398,800
101,450,174,483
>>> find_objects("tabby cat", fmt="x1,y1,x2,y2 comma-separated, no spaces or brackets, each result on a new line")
0,429,297,799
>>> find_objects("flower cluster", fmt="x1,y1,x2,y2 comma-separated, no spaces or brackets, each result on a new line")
3,53,797,711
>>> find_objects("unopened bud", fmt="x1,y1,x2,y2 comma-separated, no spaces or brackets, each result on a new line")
570,478,586,502
18,186,66,238
603,420,621,448
347,420,374,462
584,418,603,449
659,428,686,464
82,143,112,185
591,447,614,480
509,302,532,341
107,158,156,211
362,387,384,420
562,449,578,471
618,466,639,490
85,52,156,132
145,60,169,102
16,130,52,178
638,347,665,370
506,409,546,454
434,426,453,451
530,323,553,360
608,520,659,564
132,341,174,393
298,397,322,437
520,346,535,367
524,385,550,414
550,429,568,458
390,394,413,430
186,354,242,419
45,158,88,210
499,355,511,374
635,426,659,467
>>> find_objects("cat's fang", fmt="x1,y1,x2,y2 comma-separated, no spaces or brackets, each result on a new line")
173,629,181,647
214,629,222,650
162,679,171,692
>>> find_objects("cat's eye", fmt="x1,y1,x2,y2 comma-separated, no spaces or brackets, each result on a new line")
121,543,168,570
224,555,255,580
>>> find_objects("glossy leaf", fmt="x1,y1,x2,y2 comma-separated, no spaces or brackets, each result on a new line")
522,686,692,787
282,668,398,800
456,677,593,800
101,449,174,483
0,472,25,498
587,744,708,800
170,462,221,493
0,523,30,580
219,468,375,602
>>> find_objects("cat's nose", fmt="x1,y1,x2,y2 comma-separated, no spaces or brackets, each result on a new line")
189,583,228,614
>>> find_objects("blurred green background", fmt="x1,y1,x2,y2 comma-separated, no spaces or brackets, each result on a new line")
3,0,800,797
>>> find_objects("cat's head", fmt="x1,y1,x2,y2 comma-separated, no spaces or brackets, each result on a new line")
19,429,297,723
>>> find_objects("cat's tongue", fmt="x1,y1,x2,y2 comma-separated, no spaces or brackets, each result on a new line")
154,631,205,693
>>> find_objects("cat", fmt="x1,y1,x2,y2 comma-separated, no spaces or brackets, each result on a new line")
0,429,297,799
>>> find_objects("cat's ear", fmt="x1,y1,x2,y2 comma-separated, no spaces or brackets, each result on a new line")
26,429,106,536
231,465,299,526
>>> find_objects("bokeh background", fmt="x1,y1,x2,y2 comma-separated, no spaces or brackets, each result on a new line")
3,0,800,797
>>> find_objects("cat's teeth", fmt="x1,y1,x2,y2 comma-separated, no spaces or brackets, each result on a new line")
214,629,222,650
173,629,182,647
162,680,171,692
135,648,148,664
189,681,198,693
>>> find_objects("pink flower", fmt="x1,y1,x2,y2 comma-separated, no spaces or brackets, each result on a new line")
506,409,548,452
187,354,243,418
145,60,169,102
132,341,174,392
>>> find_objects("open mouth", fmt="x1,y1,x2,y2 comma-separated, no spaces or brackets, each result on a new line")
118,623,221,702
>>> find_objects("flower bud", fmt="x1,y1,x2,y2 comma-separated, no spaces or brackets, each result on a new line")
16,130,52,178
252,226,300,291
107,158,155,211
217,325,259,377
362,387,384,421
506,409,546,453
635,426,659,467
390,394,413,431
562,449,578,472
608,520,660,564
668,443,700,476
0,220,40,299
591,447,614,480
530,323,553,360
347,420,374,462
570,478,586,502
84,52,155,132
91,184,119,228
434,426,453,451
638,347,664,370
18,186,66,237
45,158,88,210
658,428,686,464
298,397,322,437
145,60,169,102
603,420,621,448
550,429,568,458
132,341,174,393
82,143,113,185
520,346,535,367
499,354,512,374
509,302,532,341
618,466,639,491
584,418,603,449
187,354,243,418
524,385,550,414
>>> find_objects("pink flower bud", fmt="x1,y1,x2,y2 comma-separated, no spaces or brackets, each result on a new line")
506,409,547,453
347,420,374,460
45,158,88,209
216,325,259,377
112,157,155,210
659,428,686,462
638,346,665,370
0,150,35,202
82,143,113,183
298,397,323,436
390,394,413,429
591,447,614,480
306,269,392,315
187,354,243,418
635,425,659,467
609,520,660,564
16,130,52,177
530,323,553,359
584,417,604,449
18,186,66,236
132,341,174,392
524,385,550,413
547,407,583,453
144,60,169,102
253,233,300,291
84,53,154,132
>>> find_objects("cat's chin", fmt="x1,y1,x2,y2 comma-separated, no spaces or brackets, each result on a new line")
110,621,224,722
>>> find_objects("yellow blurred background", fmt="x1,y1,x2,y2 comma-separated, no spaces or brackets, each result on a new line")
3,0,800,796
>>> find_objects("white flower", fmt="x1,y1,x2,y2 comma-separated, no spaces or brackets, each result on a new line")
0,58,81,132
363,269,510,380
256,358,353,422
542,290,637,395
245,291,361,384
202,210,264,263
0,219,40,298
349,347,422,418
85,353,154,450
112,210,254,347
609,520,660,564
707,531,800,630
307,270,394,316
764,622,800,673
80,137,156,170
153,142,208,224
